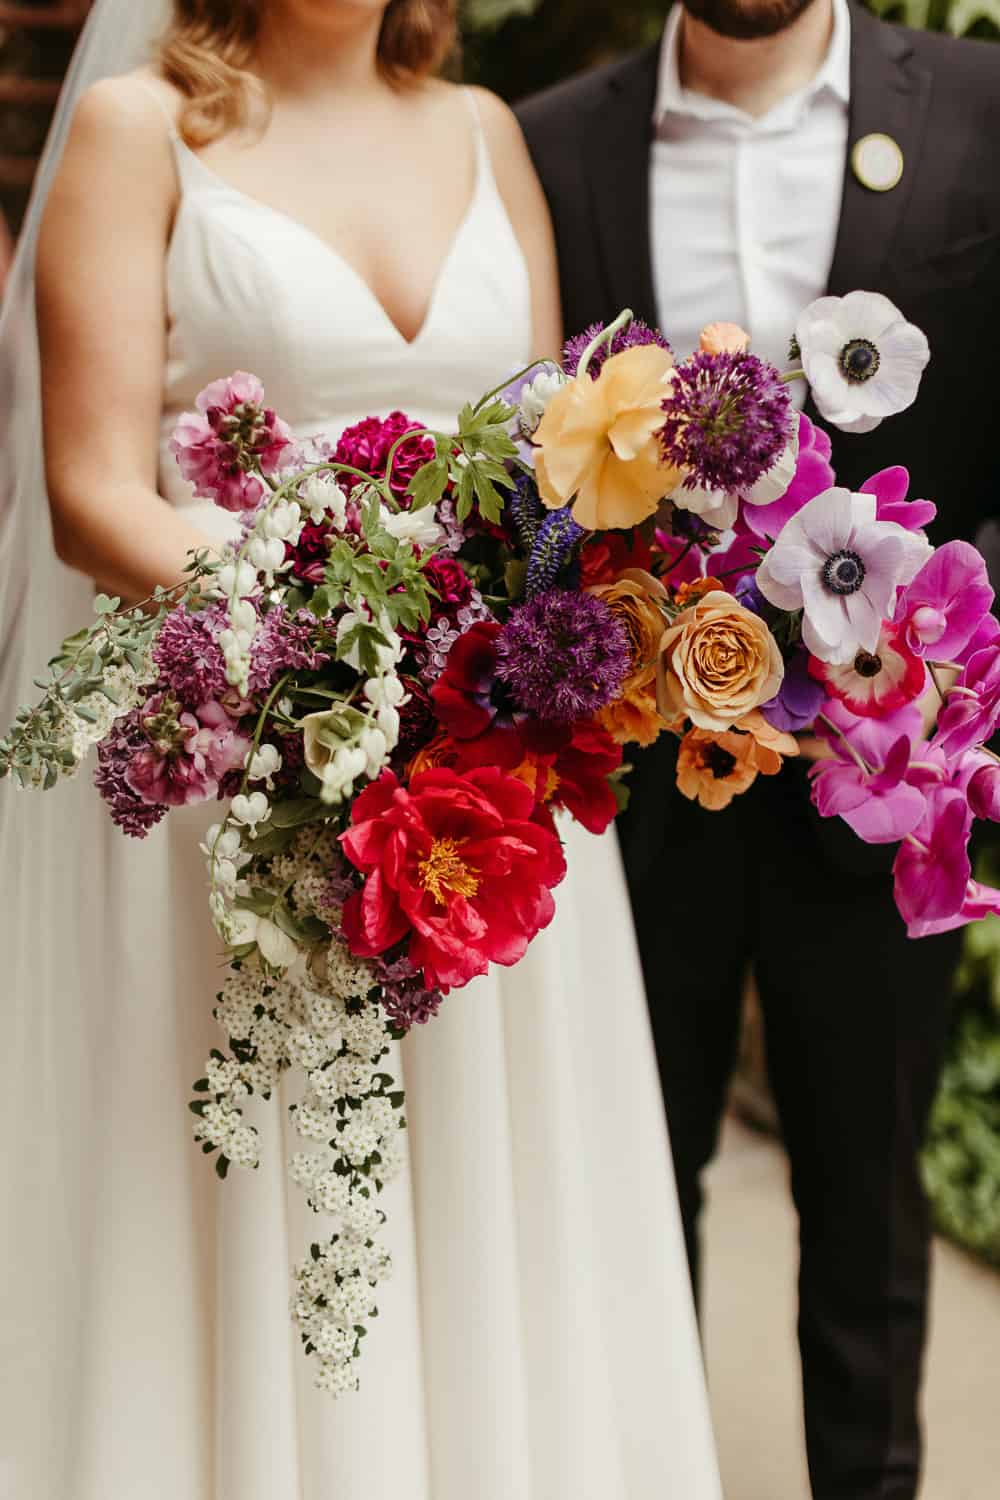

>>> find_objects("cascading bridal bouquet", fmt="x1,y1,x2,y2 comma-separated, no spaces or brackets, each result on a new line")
4,292,999,1393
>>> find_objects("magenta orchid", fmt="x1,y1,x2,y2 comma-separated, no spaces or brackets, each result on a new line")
740,413,835,542
968,762,1000,823
858,466,937,533
893,540,994,660
933,646,1000,757
810,704,927,844
892,788,974,934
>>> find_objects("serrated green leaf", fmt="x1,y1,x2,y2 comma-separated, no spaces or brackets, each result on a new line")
408,457,449,512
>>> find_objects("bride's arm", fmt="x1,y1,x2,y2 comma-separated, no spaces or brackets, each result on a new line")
470,88,563,364
36,79,215,600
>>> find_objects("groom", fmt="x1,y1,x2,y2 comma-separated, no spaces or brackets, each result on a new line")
518,3,1000,1498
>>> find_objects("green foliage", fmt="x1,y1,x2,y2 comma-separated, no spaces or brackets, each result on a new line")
461,0,997,100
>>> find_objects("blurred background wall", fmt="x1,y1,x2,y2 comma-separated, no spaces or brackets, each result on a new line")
1,0,998,1270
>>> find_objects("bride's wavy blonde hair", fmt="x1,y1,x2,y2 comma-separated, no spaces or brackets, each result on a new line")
158,0,458,148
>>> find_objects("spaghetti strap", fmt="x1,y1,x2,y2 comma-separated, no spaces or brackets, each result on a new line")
133,77,180,141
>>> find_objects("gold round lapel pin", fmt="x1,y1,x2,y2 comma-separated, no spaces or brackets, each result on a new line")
851,133,904,193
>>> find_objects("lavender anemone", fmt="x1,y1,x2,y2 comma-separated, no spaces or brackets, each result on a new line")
564,319,671,379
495,588,630,723
659,350,793,495
525,507,585,598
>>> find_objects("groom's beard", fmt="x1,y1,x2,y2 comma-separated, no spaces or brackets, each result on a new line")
682,0,820,39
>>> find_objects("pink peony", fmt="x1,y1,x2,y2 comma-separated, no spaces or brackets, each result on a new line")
340,766,566,991
809,620,926,718
170,372,295,513
893,540,993,661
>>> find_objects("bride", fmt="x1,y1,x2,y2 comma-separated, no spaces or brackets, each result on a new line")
0,2,721,1497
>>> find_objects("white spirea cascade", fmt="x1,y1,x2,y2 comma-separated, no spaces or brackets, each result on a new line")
191,825,405,1394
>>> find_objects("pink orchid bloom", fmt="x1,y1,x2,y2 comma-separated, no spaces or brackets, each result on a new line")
892,788,973,934
933,646,1000,757
955,611,1000,668
858,466,937,533
740,414,835,542
903,881,1000,939
810,732,927,844
968,762,1000,822
893,540,993,660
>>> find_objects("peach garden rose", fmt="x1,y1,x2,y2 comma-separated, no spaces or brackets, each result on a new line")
658,590,784,733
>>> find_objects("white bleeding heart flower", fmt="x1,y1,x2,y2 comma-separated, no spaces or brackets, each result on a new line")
247,744,282,783
261,499,302,543
215,559,258,600
794,291,929,435
255,916,300,970
227,597,258,633
379,506,443,549
301,475,349,528
358,726,389,777
248,536,287,575
230,791,270,833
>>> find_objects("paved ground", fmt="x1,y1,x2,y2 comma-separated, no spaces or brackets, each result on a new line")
702,1117,1000,1500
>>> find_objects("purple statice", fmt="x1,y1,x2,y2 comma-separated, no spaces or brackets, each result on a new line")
495,588,630,723
563,319,671,379
248,608,328,695
374,954,444,1031
152,601,229,708
525,507,584,599
659,350,793,496
94,708,168,838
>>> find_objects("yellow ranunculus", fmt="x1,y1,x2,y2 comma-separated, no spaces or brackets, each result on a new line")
534,345,683,530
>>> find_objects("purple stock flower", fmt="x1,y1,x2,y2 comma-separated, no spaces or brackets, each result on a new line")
893,789,974,936
659,350,794,496
563,320,671,379
495,589,630,723
170,372,295,513
94,709,169,838
760,648,827,733
893,540,994,660
756,486,931,664
741,413,835,542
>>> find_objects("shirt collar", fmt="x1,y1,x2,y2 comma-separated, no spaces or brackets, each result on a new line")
654,0,851,130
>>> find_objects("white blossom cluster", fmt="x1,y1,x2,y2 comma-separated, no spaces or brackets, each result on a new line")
212,493,304,695
191,838,404,1395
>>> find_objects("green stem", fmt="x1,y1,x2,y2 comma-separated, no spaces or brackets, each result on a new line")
577,309,634,381
382,427,440,510
781,369,807,385
472,360,546,414
817,712,874,775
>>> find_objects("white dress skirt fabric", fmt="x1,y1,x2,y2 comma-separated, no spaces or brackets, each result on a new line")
0,91,722,1500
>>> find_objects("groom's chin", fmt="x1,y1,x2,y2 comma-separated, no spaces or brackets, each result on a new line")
681,0,821,40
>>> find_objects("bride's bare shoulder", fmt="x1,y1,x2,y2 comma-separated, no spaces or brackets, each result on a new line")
65,67,182,155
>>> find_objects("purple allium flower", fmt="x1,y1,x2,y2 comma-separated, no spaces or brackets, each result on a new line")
564,320,671,379
152,602,230,708
525,508,585,599
333,411,435,503
760,647,827,733
169,372,295,513
248,608,328,695
659,350,793,496
495,588,630,723
94,709,169,838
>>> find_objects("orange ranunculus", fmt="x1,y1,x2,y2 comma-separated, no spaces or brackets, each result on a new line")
698,321,751,355
534,345,683,531
659,591,783,733
676,721,792,810
406,730,459,779
589,571,669,746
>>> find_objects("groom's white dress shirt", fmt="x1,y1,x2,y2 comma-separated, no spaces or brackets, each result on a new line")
650,0,852,392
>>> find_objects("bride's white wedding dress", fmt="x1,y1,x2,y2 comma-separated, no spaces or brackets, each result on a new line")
0,88,721,1500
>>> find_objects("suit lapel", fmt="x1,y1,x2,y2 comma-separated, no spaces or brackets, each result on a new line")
827,3,933,296
582,46,661,326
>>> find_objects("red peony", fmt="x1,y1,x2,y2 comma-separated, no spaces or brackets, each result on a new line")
578,530,653,588
340,766,567,990
511,719,623,834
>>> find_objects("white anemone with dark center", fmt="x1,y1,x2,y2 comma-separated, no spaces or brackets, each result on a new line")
794,290,930,435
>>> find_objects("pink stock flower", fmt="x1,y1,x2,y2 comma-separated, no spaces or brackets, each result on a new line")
892,789,974,936
125,695,250,808
893,540,994,660
808,620,926,718
170,373,295,512
933,646,1000,757
756,486,931,664
740,414,835,542
858,466,937,533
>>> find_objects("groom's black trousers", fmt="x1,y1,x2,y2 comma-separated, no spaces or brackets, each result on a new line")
617,742,962,1500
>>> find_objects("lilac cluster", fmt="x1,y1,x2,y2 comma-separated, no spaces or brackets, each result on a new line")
563,319,671,379
94,709,168,838
495,588,630,722
659,350,793,495
416,595,494,685
374,954,444,1031
152,603,230,707
248,607,329,695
